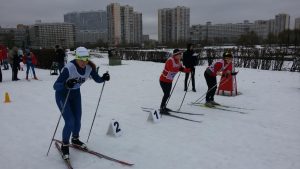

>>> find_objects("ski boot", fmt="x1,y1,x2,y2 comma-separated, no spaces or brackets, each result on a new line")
210,101,220,106
71,137,87,149
160,107,171,115
204,101,215,108
61,144,70,160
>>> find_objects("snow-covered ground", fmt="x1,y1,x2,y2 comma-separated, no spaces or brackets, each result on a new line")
0,55,300,169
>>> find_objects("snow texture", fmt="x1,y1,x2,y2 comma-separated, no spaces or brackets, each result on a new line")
0,54,300,169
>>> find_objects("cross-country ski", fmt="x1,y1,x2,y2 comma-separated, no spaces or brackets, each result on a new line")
54,139,134,166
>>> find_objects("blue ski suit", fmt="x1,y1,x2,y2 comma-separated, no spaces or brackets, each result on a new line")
53,60,104,144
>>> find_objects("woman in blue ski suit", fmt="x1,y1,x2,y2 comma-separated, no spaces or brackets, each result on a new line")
53,47,110,159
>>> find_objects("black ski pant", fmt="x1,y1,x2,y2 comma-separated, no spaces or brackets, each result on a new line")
184,67,195,90
12,63,19,81
160,80,172,109
204,71,217,102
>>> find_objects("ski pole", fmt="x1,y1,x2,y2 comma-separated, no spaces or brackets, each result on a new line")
46,89,71,156
165,72,181,107
29,65,33,78
86,80,106,143
177,76,191,111
192,76,232,104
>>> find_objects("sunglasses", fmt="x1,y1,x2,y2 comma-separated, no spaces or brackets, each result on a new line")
76,56,89,62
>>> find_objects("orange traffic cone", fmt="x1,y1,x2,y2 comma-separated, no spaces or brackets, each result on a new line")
4,92,11,103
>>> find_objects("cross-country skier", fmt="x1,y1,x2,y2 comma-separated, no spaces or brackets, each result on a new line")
53,47,110,160
203,51,234,107
159,49,190,114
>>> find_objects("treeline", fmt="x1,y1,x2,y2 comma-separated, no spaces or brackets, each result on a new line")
116,47,300,72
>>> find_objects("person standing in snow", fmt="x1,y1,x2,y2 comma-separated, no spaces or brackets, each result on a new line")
159,49,190,114
17,49,24,71
9,47,20,81
55,45,66,73
183,43,197,92
203,51,233,107
53,47,110,160
23,49,38,80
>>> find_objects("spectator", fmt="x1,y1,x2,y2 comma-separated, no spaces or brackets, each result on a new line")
18,49,24,71
183,43,197,92
8,47,20,81
55,45,66,73
23,49,38,80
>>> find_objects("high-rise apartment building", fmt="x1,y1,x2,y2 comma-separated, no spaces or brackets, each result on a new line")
158,6,190,44
275,13,290,34
29,22,75,49
107,3,122,46
121,5,134,44
107,3,142,46
133,12,143,44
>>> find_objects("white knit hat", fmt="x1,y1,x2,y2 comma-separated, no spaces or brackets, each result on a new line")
75,47,90,61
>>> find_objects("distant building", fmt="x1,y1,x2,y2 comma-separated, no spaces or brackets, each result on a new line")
29,22,75,49
190,25,204,44
190,20,251,44
107,3,143,46
158,6,190,44
275,13,290,34
133,12,143,44
295,17,300,30
190,13,292,43
76,30,107,44
268,19,276,34
64,10,107,44
107,3,122,46
250,20,270,39
0,26,29,48
64,10,107,31
143,35,150,42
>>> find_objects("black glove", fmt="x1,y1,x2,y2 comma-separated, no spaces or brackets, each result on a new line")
65,78,78,88
102,72,110,81
231,72,238,76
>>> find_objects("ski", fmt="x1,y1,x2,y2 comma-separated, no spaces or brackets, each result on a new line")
191,102,254,110
54,139,134,166
196,104,248,114
141,109,202,123
55,141,74,169
163,113,202,123
141,107,204,116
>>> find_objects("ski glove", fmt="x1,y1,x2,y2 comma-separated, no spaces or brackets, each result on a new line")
102,72,110,81
65,78,78,88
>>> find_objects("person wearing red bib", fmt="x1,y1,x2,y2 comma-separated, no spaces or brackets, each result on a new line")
204,52,233,107
159,49,190,114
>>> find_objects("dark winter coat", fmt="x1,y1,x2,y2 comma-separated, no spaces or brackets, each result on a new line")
55,48,66,63
183,50,197,68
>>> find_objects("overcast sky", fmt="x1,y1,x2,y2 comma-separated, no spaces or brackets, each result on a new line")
1,0,299,39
